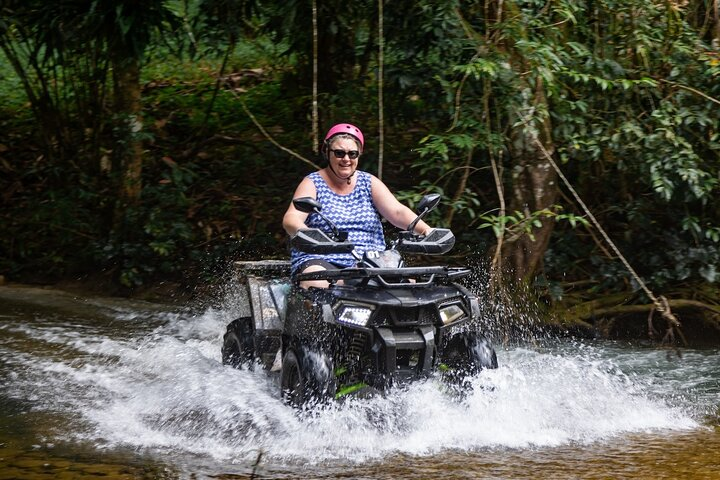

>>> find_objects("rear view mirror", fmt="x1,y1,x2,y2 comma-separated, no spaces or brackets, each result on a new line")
416,194,441,214
406,194,441,233
293,197,321,213
291,197,345,241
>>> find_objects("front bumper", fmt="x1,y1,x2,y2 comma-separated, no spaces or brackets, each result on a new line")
369,325,436,385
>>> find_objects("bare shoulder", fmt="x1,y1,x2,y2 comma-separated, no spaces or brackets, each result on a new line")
293,175,318,198
370,174,393,195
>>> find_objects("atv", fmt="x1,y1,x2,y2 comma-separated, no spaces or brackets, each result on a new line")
222,194,498,407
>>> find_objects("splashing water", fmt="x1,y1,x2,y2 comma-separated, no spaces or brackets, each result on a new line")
0,285,713,470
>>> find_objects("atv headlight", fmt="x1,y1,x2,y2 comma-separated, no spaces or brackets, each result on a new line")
336,304,373,327
439,302,465,325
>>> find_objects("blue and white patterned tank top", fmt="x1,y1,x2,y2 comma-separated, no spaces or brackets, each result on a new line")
290,170,386,274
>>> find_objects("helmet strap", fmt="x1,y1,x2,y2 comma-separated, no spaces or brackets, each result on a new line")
328,163,355,185
323,139,356,185
321,140,329,162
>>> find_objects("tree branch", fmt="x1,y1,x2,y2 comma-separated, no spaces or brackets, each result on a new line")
567,297,720,322
658,78,720,106
237,98,320,170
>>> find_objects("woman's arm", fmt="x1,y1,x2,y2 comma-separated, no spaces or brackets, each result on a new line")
371,176,432,235
282,177,317,235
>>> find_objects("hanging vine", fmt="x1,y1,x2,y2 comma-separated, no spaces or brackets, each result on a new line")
311,0,319,153
377,0,385,179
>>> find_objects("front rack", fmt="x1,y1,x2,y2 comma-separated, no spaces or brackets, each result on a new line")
294,266,471,288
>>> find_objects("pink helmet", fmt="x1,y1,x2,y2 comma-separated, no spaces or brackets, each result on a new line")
324,123,364,148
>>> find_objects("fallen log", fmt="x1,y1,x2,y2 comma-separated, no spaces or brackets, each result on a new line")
552,294,720,344
570,298,720,322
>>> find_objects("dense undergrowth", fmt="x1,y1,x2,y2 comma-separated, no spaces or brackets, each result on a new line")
0,52,718,300
1,61,279,292
1,1,719,344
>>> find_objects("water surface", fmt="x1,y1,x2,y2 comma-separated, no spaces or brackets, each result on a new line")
0,285,718,479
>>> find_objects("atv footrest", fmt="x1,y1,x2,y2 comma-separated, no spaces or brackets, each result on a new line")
255,329,281,370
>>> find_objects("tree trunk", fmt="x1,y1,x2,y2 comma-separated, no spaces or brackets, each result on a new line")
112,57,144,207
503,77,558,283
714,0,720,48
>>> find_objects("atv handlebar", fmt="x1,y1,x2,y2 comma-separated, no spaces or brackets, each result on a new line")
290,228,355,254
291,227,456,256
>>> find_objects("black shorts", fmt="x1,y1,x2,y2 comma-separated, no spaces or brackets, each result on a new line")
294,258,344,274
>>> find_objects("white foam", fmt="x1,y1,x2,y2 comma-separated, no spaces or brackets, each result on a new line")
1,297,707,465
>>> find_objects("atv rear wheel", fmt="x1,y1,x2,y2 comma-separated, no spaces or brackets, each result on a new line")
280,347,335,408
222,317,256,369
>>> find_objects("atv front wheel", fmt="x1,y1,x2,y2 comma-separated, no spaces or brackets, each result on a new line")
280,347,335,408
222,317,255,369
440,333,497,395
442,332,498,377
467,333,498,372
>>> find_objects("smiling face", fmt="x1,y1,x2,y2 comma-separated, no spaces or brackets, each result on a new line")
327,137,361,179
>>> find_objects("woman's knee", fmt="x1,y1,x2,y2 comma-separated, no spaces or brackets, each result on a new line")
300,264,330,289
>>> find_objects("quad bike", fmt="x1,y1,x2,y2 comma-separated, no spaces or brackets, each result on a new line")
222,194,498,407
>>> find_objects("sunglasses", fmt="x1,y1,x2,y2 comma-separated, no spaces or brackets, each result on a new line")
331,149,360,159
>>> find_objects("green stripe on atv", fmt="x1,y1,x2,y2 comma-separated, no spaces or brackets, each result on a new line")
335,382,369,399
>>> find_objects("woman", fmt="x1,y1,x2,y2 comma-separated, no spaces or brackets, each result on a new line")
283,123,433,288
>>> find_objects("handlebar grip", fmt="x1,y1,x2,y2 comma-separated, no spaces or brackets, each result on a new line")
396,228,455,255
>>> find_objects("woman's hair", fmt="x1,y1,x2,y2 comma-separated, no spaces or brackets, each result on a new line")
322,133,363,161
327,133,362,151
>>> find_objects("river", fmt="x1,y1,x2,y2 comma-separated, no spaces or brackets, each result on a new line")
0,284,718,479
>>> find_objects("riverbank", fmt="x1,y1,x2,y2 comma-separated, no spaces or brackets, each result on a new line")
0,274,199,306
3,272,719,347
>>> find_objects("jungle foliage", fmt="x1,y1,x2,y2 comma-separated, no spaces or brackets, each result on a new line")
0,0,719,330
